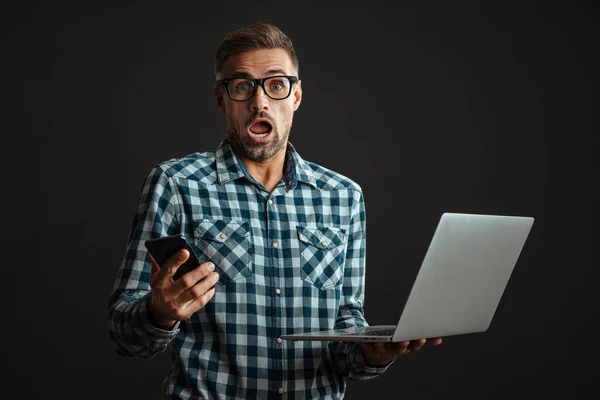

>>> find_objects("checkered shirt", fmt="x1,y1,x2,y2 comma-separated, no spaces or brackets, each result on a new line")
108,139,389,399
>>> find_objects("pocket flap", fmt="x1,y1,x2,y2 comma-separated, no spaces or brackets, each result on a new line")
195,219,250,243
297,225,347,250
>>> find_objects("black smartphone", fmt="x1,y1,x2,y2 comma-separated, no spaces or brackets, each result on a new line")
144,235,201,280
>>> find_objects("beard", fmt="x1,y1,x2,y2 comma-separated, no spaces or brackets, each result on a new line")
226,112,292,162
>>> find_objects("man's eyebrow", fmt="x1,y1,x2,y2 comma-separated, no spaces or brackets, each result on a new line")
265,68,287,76
229,69,289,79
230,71,253,78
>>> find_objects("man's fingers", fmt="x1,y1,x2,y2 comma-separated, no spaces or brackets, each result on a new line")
150,249,190,289
408,338,426,352
186,286,217,314
397,340,411,354
425,337,443,346
177,261,217,289
182,270,220,303
175,270,219,320
162,249,190,277
363,337,442,364
406,338,441,352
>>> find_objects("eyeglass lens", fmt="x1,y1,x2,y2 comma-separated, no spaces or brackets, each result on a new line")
227,77,292,100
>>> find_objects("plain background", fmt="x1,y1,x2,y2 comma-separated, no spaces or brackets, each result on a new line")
2,1,599,399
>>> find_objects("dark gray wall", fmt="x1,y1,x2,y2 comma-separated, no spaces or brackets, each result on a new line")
3,1,598,398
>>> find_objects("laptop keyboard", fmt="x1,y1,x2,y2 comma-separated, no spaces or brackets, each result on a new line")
364,329,395,336
345,328,395,336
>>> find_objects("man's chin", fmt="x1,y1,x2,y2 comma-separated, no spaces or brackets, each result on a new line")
228,127,289,162
243,146,277,162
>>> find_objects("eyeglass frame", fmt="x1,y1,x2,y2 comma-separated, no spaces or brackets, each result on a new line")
215,75,299,102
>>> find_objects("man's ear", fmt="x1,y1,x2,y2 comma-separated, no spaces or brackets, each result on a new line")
293,79,302,111
214,87,226,113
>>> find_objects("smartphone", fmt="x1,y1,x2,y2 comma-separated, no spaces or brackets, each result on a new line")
144,235,201,280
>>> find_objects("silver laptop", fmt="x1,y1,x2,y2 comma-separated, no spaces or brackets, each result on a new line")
281,212,534,342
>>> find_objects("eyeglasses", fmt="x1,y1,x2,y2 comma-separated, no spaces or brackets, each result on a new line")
216,75,299,102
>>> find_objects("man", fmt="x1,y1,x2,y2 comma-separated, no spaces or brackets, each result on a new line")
108,23,442,399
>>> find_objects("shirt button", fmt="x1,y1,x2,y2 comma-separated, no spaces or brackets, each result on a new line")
275,288,281,295
272,242,278,248
277,337,283,344
219,233,226,239
277,388,284,394
268,199,273,205
321,241,328,246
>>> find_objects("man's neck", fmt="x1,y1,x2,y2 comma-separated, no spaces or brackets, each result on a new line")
240,150,286,192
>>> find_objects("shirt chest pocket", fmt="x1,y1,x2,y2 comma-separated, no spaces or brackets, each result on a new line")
194,219,252,285
297,225,347,290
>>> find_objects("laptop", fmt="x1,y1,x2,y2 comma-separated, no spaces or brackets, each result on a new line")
280,212,534,342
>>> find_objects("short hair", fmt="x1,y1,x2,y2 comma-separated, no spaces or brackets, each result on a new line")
214,23,299,79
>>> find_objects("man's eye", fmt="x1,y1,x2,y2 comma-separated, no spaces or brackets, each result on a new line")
270,83,283,91
236,83,251,92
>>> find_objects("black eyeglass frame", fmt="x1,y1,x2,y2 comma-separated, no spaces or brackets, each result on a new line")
216,75,299,102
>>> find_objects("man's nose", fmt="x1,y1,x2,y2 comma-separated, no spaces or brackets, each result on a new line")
250,85,269,111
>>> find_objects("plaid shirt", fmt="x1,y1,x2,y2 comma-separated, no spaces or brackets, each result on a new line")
108,139,389,399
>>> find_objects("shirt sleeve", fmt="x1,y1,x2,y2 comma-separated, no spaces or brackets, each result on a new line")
107,164,182,358
329,189,394,379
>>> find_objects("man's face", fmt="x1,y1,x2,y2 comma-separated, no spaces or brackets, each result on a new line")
215,48,302,163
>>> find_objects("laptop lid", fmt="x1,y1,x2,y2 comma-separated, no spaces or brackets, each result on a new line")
281,212,534,342
391,212,534,341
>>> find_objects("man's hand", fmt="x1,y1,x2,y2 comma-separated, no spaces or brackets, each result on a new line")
360,337,443,366
146,249,220,329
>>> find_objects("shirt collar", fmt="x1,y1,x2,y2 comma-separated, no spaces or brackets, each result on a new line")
215,139,318,190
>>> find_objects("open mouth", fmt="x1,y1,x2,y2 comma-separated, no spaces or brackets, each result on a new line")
248,120,273,139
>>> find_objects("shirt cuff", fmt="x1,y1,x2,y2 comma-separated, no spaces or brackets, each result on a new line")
138,292,181,337
351,343,394,375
